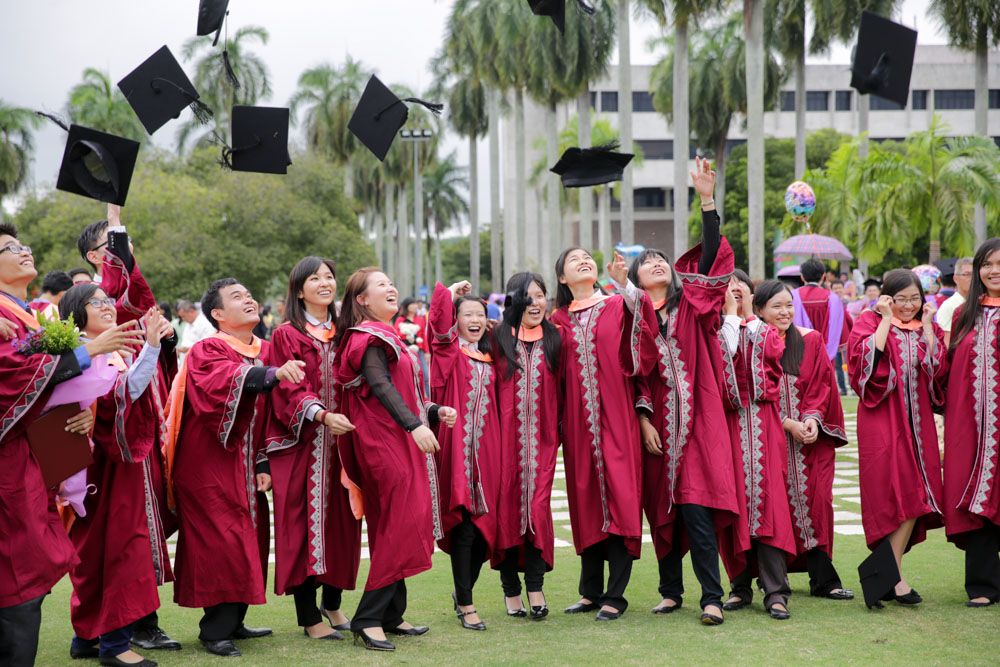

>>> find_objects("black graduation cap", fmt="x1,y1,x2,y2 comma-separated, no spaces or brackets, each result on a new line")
850,12,918,108
197,0,230,46
348,75,443,162
117,45,213,135
224,105,292,174
857,539,901,609
550,143,634,188
527,0,596,34
934,258,957,278
863,277,883,289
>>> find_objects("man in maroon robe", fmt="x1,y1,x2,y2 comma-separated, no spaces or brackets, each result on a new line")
168,278,305,658
793,259,850,362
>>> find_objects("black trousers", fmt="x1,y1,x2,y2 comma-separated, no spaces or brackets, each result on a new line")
806,548,844,596
657,504,724,609
964,523,1000,601
579,535,633,612
729,541,791,608
450,512,488,606
199,602,248,642
133,610,159,633
0,594,44,667
499,541,547,597
292,579,344,627
352,581,407,631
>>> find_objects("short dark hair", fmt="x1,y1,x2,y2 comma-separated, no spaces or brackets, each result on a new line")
881,268,925,301
68,267,92,280
831,279,844,288
732,268,753,291
158,300,173,321
58,283,100,329
77,219,109,269
0,222,17,239
41,271,73,295
800,259,826,283
201,278,238,329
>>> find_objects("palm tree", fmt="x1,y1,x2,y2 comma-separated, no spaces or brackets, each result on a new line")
616,0,635,245
178,25,272,151
0,102,42,215
423,152,470,283
928,1,1000,246
744,0,766,279
65,68,146,142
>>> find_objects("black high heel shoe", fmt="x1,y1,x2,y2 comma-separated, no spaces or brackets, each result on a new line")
458,609,487,631
505,597,528,618
529,593,549,620
319,606,353,632
353,629,395,652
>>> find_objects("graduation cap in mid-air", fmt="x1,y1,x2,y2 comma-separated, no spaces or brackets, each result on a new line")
934,258,957,279
197,0,231,46
550,143,634,188
857,539,901,609
502,284,534,331
863,277,883,290
348,75,443,161
117,45,213,135
850,11,918,108
527,0,596,34
219,105,292,175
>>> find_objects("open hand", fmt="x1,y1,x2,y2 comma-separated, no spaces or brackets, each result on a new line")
84,321,147,357
690,156,716,202
142,307,166,348
411,425,440,453
606,250,628,285
65,408,94,435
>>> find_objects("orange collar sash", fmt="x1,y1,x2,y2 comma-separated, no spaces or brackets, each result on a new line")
569,293,609,312
891,317,923,331
652,298,667,311
517,325,544,342
0,295,41,330
213,330,262,358
306,322,336,343
461,346,492,363
981,296,1000,307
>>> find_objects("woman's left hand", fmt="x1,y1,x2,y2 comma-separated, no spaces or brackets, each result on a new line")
438,406,458,427
606,251,628,285
921,301,937,326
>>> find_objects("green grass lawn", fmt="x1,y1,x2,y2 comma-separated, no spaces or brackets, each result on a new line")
34,396,1000,665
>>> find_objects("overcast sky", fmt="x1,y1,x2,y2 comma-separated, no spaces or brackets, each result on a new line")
1,0,945,214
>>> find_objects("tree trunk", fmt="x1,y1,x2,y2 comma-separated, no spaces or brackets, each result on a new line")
673,16,690,257
373,207,384,269
794,41,806,178
385,186,396,275
974,26,988,246
513,88,527,281
435,231,443,286
344,162,355,202
857,93,870,276
617,0,634,245
489,88,503,291
545,102,560,274
397,184,411,297
714,136,727,221
413,150,424,296
578,91,593,249
745,0,765,280
469,135,480,293
598,186,611,254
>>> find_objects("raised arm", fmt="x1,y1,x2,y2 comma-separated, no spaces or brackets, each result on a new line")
690,156,721,274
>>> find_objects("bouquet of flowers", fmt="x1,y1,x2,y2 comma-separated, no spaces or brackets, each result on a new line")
11,312,81,355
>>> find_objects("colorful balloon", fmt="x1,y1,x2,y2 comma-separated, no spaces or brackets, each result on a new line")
784,180,816,223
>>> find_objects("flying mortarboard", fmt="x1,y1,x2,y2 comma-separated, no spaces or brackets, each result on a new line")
502,285,534,331
197,0,231,46
527,0,596,34
222,105,292,174
348,75,443,161
850,12,918,108
933,258,957,278
857,539,901,609
550,143,634,188
863,277,883,289
117,45,213,135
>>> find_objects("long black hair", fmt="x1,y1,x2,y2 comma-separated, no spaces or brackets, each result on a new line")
284,256,338,335
494,272,561,378
752,279,805,375
555,246,603,308
454,295,491,354
58,283,100,330
951,237,1000,350
627,249,681,313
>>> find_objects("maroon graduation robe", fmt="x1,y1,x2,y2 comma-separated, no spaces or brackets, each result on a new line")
0,301,78,608
779,329,848,570
847,310,946,551
795,285,850,356
427,282,502,557
69,352,171,639
944,303,1000,544
550,291,658,559
99,254,157,326
265,322,361,595
333,322,440,591
635,239,738,560
172,337,271,608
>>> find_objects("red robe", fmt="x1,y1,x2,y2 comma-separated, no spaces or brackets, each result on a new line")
172,338,271,608
847,311,946,550
99,254,157,326
265,323,361,595
69,352,171,639
944,303,1000,544
720,321,797,576
635,239,739,560
795,285,850,356
550,290,658,559
333,322,441,591
0,301,78,608
427,282,502,556
779,329,848,571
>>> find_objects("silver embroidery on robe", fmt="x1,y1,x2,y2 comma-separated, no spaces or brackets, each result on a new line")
515,341,544,535
656,312,693,511
967,308,1000,514
462,357,493,516
780,374,817,550
893,328,941,514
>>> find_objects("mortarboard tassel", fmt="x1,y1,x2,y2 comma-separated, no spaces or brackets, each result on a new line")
576,0,596,15
150,78,215,126
222,49,242,92
373,97,444,122
35,111,69,132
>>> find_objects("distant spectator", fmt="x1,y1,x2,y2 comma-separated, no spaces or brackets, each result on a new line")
176,299,215,363
938,257,974,346
29,271,73,319
68,267,93,285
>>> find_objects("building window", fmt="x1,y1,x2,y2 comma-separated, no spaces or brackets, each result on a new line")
806,91,829,111
911,90,928,110
780,91,795,111
600,91,618,112
994,137,1000,149
870,95,904,110
589,91,597,110
634,188,666,209
632,91,655,112
835,90,852,111
990,89,1000,109
934,89,975,110
726,138,747,153
635,139,672,160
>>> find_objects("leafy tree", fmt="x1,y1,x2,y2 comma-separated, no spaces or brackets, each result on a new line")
65,68,146,142
0,101,42,211
440,231,494,293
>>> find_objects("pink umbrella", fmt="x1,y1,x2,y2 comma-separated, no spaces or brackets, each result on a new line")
776,264,801,277
774,234,853,261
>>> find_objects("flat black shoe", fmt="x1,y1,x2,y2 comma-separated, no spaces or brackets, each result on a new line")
701,612,724,626
867,601,885,610
651,601,682,614
893,589,923,605
564,601,599,614
99,657,157,667
505,597,528,618
131,627,182,651
70,645,100,660
966,599,996,608
386,625,429,636
767,605,791,620
458,609,487,631
353,630,395,652
303,627,343,641
530,605,549,620
595,609,622,621
230,624,272,639
200,639,241,657
818,589,855,600
722,596,750,612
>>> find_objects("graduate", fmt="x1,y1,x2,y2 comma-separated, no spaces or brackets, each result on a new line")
427,280,503,631
59,288,173,667
551,247,658,621
944,238,1000,607
332,268,457,652
847,269,946,607
628,157,736,626
266,257,361,640
167,278,306,657
491,272,562,621
718,278,797,620
793,259,850,361
753,280,852,600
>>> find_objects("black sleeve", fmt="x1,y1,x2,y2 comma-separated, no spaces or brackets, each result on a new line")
107,231,135,274
50,353,83,386
244,366,278,394
362,347,423,432
697,208,721,276
159,332,177,358
427,404,440,427
872,349,883,367
254,458,271,475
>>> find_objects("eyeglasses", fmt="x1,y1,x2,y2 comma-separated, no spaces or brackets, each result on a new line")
86,298,116,309
0,244,32,256
892,296,923,306
90,241,108,252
